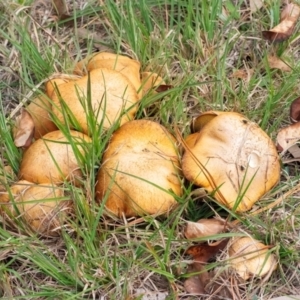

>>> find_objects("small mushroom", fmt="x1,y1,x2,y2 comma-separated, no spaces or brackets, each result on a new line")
51,68,139,135
228,236,277,280
95,120,182,217
19,130,92,185
0,180,70,236
182,111,280,212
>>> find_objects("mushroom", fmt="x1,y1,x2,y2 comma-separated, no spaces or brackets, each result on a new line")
51,68,139,135
0,180,70,236
228,236,277,280
19,130,92,185
95,120,182,217
140,72,166,96
26,95,58,139
74,52,142,98
182,111,280,212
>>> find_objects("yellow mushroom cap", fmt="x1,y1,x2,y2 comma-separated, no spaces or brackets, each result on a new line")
51,68,139,135
19,130,92,185
182,111,280,212
0,180,70,236
95,120,182,217
26,95,58,140
228,236,277,280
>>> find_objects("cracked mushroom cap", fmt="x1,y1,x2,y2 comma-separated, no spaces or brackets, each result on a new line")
19,130,92,185
95,120,182,217
0,180,70,236
51,68,139,135
182,111,280,212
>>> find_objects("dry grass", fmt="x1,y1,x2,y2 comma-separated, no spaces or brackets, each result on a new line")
1,0,300,299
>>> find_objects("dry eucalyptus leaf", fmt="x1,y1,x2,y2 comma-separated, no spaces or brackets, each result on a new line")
267,55,291,72
230,68,254,80
184,263,211,294
276,122,300,152
184,240,228,294
250,0,264,13
184,218,227,239
228,237,277,280
13,109,35,148
262,3,300,42
290,97,300,123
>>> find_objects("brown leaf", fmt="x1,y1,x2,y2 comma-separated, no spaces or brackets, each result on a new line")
52,0,73,25
262,3,300,42
290,97,300,123
186,239,228,263
52,0,67,17
230,68,254,80
184,263,211,294
276,122,300,152
267,55,291,72
184,218,227,240
154,85,173,93
13,109,35,148
250,0,264,13
184,240,228,295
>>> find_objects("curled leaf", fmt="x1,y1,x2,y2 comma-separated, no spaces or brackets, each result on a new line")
267,55,291,72
13,109,35,148
262,3,300,42
290,97,300,123
184,218,227,239
184,240,228,294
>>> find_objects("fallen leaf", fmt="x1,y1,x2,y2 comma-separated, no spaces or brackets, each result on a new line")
13,109,35,148
262,3,300,42
184,263,211,294
267,55,291,72
154,85,173,93
184,218,227,240
250,0,264,13
290,97,300,123
183,239,228,294
52,0,73,26
186,239,228,263
276,122,300,152
52,0,68,17
230,68,254,80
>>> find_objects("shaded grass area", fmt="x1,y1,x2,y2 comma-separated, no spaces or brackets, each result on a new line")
0,0,300,299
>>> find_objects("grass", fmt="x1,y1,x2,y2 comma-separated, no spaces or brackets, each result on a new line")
0,0,300,299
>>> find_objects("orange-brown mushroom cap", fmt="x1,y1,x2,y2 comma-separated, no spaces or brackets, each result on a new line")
182,111,280,212
19,130,92,185
51,68,139,135
95,120,182,217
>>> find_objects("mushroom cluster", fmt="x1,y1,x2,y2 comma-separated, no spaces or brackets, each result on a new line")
4,52,176,235
3,51,281,261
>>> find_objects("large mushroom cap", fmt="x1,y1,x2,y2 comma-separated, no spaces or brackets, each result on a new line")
95,120,182,217
182,111,280,212
51,68,139,135
19,130,92,185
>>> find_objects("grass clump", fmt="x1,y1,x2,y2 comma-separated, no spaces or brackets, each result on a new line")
0,0,300,299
